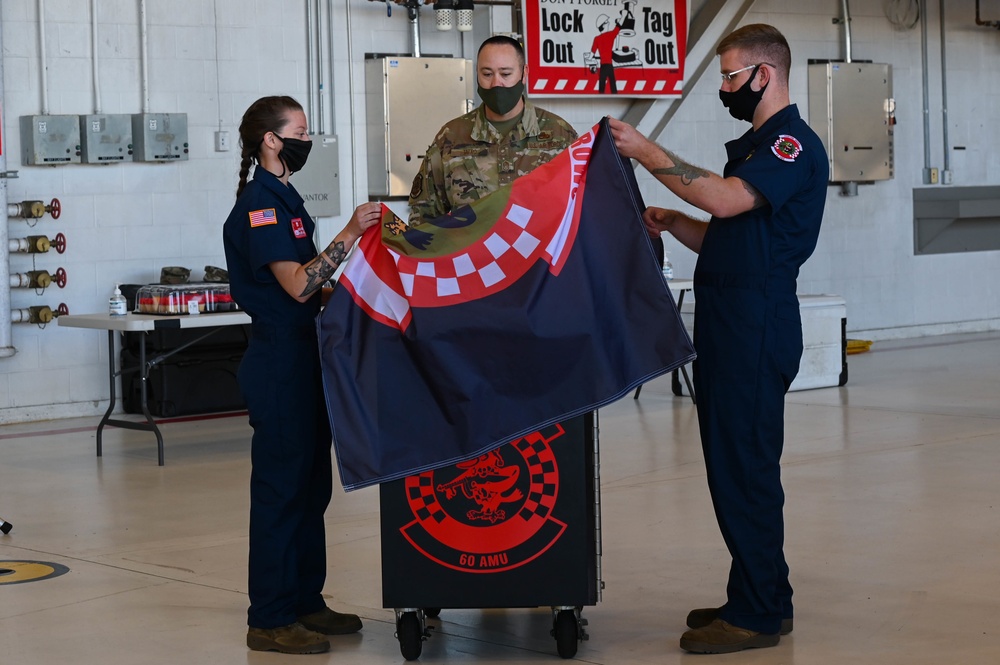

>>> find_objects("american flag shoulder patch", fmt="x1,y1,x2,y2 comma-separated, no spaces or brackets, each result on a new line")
249,208,278,227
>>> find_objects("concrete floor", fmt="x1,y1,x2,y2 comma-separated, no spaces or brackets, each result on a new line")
1,332,998,664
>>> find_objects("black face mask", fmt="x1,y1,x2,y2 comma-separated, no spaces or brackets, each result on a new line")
478,79,525,116
274,134,312,175
719,65,767,123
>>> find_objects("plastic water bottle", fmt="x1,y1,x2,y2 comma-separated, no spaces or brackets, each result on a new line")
109,285,128,317
661,253,674,281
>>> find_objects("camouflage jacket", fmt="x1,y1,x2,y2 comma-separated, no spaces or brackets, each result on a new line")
408,100,578,224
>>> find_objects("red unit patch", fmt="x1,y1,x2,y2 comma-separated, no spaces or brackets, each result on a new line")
291,217,306,238
771,134,803,162
398,425,567,574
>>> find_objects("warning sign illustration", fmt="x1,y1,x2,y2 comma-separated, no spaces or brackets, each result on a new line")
523,0,688,97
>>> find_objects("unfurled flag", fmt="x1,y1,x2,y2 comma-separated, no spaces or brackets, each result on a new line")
319,118,695,491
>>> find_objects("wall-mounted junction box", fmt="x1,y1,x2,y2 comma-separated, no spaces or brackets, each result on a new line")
80,114,133,163
808,61,894,183
19,115,82,165
365,55,474,198
131,113,189,161
293,134,341,218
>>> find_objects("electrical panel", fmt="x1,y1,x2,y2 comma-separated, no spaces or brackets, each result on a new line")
80,114,133,163
365,55,474,198
19,115,82,165
808,61,894,183
293,134,342,218
131,113,189,161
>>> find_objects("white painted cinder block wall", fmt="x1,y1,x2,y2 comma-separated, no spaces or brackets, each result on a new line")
0,0,996,423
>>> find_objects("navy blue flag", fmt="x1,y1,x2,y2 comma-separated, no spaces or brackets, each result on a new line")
319,118,695,490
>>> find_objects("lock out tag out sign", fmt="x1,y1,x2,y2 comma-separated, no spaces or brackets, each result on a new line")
521,0,688,98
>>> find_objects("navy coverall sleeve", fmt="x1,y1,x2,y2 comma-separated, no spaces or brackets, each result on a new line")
730,135,812,214
243,203,305,276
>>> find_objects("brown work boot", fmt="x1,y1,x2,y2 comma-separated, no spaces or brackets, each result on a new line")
246,622,330,654
298,607,363,635
687,607,793,635
680,618,780,654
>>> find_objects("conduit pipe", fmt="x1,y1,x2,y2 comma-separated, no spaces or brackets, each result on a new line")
838,0,860,195
939,0,950,183
841,0,853,62
315,0,326,135
38,0,49,113
0,24,17,357
919,0,933,183
213,0,224,133
139,0,149,112
327,0,338,133
345,0,360,203
408,1,423,57
306,0,317,127
92,0,102,113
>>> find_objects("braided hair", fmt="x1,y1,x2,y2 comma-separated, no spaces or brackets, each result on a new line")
235,95,304,199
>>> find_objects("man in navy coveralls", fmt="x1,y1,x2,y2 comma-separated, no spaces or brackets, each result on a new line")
609,23,829,654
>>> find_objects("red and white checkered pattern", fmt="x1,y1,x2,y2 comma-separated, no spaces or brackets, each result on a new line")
531,76,681,96
391,202,551,307
402,430,560,552
340,127,597,329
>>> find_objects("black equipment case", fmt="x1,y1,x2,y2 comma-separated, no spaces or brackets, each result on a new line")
120,325,249,417
379,412,602,660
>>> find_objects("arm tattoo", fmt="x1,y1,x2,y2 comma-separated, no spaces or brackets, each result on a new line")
650,148,710,186
299,241,347,298
740,178,767,209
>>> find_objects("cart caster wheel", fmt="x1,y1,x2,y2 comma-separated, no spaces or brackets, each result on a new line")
397,611,424,661
423,607,441,619
553,609,578,659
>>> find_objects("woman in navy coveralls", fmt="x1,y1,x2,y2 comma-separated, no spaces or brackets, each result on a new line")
222,96,381,655
610,25,829,654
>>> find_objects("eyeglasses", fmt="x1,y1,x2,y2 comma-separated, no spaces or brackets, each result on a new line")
720,63,772,83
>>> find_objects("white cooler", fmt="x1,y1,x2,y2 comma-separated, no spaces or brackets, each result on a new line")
792,294,847,391
676,293,847,394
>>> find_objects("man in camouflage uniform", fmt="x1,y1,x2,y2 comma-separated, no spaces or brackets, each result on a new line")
408,35,578,224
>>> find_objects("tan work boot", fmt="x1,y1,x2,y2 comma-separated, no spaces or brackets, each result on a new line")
680,618,780,654
686,607,793,635
298,607,363,635
246,622,330,654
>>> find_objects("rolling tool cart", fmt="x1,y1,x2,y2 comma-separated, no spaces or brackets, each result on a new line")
380,412,602,660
